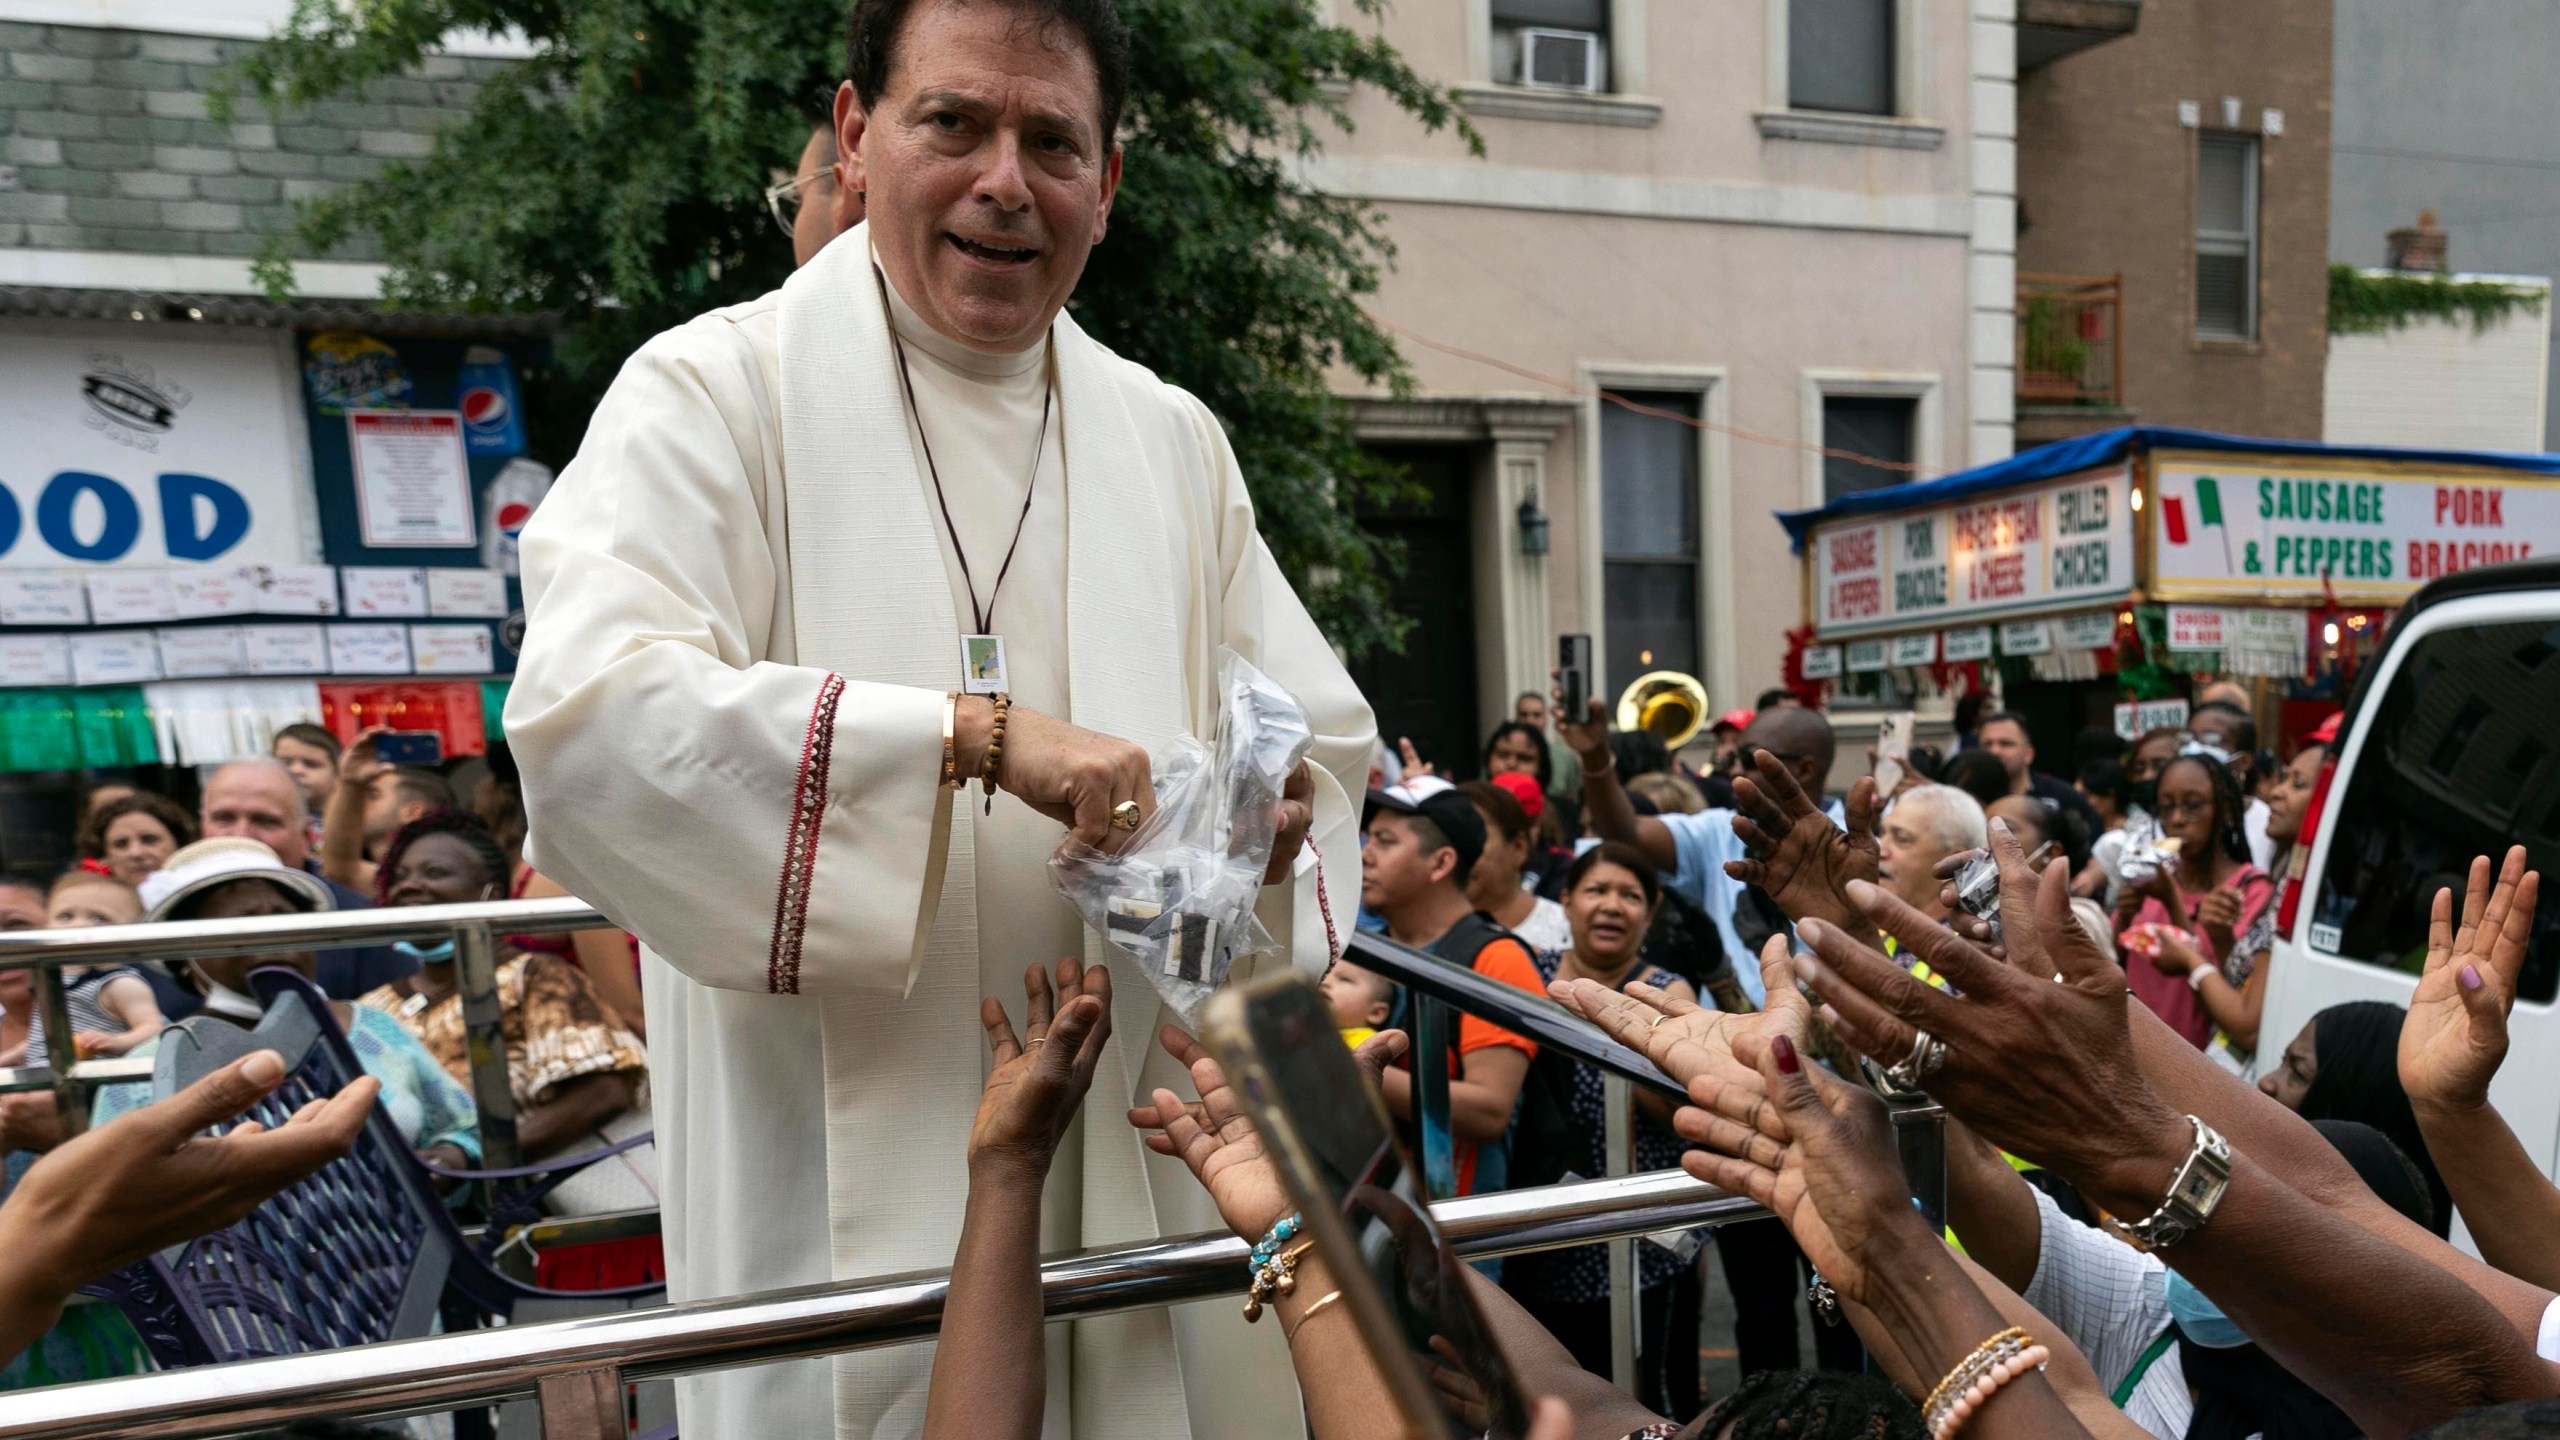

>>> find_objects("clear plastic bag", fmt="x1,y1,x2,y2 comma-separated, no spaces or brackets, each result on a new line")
1049,649,1314,1025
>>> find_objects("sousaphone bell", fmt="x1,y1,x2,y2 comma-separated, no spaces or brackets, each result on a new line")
1615,671,1710,751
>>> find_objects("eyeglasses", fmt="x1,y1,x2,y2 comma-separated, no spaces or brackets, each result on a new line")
2155,796,2215,822
764,169,827,238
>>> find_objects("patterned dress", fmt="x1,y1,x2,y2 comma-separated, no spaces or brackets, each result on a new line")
360,952,647,1111
1502,952,1692,1303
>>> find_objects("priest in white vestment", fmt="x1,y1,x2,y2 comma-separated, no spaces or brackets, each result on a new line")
503,2,1374,1436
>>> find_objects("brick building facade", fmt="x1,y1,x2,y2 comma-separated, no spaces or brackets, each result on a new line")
2012,0,2334,446
0,18,493,262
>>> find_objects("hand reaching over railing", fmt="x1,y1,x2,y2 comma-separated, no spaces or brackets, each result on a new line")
925,958,1114,1440
0,1050,375,1366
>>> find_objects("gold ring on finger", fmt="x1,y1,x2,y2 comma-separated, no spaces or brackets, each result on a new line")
1111,800,1143,831
1647,1012,1670,1032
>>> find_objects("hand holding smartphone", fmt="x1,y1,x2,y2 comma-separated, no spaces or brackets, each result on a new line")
1557,634,1593,721
1871,710,1915,797
1202,974,1531,1439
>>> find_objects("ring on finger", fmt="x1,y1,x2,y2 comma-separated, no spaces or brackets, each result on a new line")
1025,1037,1049,1051
1647,1012,1670,1032
1110,800,1143,832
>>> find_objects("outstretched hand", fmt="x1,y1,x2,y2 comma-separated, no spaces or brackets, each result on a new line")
2400,846,2540,1113
1791,818,2188,1188
970,958,1114,1177
1128,1023,1411,1242
1725,752,1882,943
0,1050,376,1312
1676,944,1931,1306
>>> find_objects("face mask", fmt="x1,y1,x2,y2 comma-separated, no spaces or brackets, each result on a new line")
2165,1270,2251,1350
395,939,456,966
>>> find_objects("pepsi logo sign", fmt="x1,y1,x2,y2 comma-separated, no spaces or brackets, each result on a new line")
460,386,511,432
495,501,535,533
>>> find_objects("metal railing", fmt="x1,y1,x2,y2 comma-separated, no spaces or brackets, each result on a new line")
2017,272,2123,406
0,1169,1767,1440
0,896,609,1163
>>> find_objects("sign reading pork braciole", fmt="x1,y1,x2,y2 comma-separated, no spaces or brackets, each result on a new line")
2151,450,2560,603
1811,464,2136,639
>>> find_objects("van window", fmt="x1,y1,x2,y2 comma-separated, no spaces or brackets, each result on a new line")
2312,617,2560,1003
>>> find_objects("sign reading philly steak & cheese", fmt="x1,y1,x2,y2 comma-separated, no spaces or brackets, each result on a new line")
1813,465,2134,638
2152,451,2560,603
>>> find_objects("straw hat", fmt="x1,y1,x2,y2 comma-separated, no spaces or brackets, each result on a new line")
137,837,337,923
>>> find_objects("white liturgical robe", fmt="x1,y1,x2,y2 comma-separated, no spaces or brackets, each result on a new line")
505,221,1375,1440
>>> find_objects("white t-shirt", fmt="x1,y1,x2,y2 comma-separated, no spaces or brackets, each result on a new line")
2244,797,2279,871
1508,895,1573,960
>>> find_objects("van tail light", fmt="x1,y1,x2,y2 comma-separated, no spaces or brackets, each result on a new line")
2277,756,2341,937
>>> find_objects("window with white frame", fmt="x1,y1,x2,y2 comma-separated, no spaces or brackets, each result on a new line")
2195,134,2260,340
1491,0,1611,92
1789,0,1895,115
1600,390,1701,685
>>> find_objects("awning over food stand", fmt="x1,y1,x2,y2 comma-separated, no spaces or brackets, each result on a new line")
1775,425,2560,692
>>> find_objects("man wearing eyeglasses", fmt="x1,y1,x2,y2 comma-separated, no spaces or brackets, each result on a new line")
769,101,867,266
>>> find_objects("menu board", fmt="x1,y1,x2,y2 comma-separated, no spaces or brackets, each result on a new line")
1812,465,2136,639
2152,452,2560,603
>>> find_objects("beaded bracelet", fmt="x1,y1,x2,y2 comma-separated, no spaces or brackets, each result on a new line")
1922,1325,2049,1440
978,692,1011,814
1243,1237,1314,1322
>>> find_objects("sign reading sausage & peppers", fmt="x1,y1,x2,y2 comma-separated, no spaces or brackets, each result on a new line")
1812,465,2135,638
2152,451,2560,602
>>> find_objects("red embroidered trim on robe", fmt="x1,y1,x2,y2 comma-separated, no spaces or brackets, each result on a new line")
768,673,846,994
1308,838,1340,965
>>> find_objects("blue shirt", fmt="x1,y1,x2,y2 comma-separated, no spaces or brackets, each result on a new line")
1657,798,1846,1009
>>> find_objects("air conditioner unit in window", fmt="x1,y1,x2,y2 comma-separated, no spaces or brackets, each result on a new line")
1517,27,1602,92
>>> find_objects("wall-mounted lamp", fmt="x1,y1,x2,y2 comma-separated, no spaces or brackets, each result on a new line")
1517,490,1550,557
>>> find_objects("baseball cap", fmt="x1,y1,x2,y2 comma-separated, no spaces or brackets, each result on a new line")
1712,708,1755,733
1363,775,1486,879
1487,769,1546,821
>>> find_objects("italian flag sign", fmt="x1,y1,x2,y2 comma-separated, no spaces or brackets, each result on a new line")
2161,474,2237,573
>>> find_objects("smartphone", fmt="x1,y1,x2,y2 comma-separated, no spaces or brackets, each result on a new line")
1202,972,1530,1440
1557,633,1594,722
373,730,443,767
1873,710,1915,796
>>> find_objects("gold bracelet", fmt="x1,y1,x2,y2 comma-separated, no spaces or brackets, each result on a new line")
940,692,962,790
1282,1288,1344,1340
978,693,1011,812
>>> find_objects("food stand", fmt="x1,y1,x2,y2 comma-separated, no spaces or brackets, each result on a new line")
1776,426,2560,745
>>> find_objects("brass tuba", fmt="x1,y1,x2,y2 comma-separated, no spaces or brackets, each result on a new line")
1615,671,1710,751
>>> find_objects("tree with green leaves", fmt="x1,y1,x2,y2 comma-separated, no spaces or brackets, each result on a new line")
230,0,1478,657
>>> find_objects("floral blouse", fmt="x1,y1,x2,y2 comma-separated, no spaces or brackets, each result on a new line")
361,952,647,1111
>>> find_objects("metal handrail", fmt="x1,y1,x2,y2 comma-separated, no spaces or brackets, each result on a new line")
0,896,611,970
0,1169,1766,1440
0,896,613,1151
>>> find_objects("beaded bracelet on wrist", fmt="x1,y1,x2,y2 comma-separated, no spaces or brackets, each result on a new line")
978,693,1011,814
1922,1326,2048,1439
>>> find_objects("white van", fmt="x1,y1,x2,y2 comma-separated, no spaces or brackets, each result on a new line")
2261,558,2560,1248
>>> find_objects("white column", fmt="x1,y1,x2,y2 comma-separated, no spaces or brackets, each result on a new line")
1969,0,2019,465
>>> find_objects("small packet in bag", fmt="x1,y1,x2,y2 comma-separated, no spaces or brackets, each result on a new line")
1050,649,1315,1025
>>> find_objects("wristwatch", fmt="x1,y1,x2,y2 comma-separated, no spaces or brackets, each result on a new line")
2105,1115,2231,1251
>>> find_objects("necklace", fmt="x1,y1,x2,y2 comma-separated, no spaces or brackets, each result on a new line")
876,264,1054,697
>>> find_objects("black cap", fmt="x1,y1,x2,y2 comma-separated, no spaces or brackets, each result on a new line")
1362,776,1485,881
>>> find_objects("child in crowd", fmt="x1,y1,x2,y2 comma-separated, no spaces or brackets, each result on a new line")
1320,959,1395,1049
23,873,163,1064
1358,776,1544,1196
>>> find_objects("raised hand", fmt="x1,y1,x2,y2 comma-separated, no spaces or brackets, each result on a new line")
1552,687,1613,770
1128,1024,1411,1242
2400,847,2540,1113
0,1050,376,1315
969,958,1114,1177
1790,821,2189,1187
1396,737,1439,781
1549,970,1766,1092
1675,993,1931,1308
1726,751,1881,941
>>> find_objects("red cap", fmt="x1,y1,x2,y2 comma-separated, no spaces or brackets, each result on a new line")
1714,708,1755,732
1489,769,1546,820
2308,711,2342,745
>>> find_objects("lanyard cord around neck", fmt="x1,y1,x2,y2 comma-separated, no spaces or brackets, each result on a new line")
877,265,1054,636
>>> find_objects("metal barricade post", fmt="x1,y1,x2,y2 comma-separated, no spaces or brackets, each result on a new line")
34,960,87,1138
451,919,521,1172
1603,1071,1636,1392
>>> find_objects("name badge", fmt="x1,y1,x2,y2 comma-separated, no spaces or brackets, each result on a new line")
960,634,1010,695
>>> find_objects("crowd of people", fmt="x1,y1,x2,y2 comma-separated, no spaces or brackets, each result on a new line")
0,727,661,1385
10,674,2558,1439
